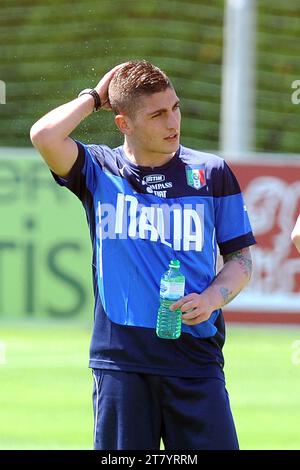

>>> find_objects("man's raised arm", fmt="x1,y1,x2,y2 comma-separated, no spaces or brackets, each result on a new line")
30,64,125,178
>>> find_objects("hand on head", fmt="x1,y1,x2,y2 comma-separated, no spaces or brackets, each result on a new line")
95,62,129,110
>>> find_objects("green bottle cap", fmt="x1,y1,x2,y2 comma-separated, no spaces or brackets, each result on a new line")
169,259,180,269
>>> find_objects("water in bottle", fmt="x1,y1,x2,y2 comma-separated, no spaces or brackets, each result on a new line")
156,259,185,339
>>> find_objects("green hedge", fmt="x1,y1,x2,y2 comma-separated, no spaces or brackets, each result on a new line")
0,0,222,150
0,0,299,153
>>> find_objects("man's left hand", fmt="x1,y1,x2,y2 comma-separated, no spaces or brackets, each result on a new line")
169,292,215,326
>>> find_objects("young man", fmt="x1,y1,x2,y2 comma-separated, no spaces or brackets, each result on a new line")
30,60,256,450
291,215,300,253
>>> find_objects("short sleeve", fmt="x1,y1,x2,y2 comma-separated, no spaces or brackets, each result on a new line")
50,140,106,201
213,161,256,255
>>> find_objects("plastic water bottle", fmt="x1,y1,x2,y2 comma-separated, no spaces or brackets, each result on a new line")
156,259,185,339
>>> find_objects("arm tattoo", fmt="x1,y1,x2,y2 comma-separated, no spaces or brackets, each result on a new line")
218,248,252,306
223,248,252,278
220,286,242,306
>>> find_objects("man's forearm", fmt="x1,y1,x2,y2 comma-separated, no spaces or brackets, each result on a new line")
170,247,252,326
30,64,126,178
205,247,252,311
31,62,127,144
30,94,94,142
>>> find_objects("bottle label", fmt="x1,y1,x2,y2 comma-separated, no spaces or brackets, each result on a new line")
160,280,185,300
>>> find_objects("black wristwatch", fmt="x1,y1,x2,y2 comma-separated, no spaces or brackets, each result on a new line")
78,88,101,112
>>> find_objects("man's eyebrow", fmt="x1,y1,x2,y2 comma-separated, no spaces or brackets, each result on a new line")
147,100,181,116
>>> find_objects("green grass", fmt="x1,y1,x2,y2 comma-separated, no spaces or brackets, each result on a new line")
225,325,300,450
0,323,300,450
0,322,93,450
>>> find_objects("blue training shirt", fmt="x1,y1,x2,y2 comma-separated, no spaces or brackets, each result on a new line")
51,141,256,378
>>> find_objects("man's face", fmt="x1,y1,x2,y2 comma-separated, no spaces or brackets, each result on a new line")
126,87,181,156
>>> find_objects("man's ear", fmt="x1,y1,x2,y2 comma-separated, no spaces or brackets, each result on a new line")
115,114,132,136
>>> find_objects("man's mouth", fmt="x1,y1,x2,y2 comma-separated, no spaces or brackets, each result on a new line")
164,133,178,141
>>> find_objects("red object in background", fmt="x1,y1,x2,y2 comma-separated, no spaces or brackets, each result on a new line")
224,157,300,323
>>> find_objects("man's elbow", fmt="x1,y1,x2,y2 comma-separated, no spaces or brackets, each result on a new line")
30,124,52,149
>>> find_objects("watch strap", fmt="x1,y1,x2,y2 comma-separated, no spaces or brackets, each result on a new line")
78,88,101,112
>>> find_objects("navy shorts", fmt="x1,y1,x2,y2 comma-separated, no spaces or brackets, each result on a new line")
92,369,239,450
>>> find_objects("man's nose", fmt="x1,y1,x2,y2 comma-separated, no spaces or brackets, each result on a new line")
166,112,180,129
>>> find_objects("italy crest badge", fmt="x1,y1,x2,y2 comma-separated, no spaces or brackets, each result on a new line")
185,165,206,190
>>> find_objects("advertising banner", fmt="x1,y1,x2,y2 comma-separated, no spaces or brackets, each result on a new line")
0,149,93,320
224,157,300,323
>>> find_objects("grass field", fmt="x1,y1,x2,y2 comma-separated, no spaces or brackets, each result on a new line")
0,322,300,450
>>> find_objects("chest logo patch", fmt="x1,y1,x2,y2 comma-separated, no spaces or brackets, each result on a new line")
185,165,206,190
142,174,165,184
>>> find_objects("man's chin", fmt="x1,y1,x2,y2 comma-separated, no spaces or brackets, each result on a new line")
162,138,180,153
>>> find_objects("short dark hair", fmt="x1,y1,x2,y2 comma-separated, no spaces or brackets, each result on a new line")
108,60,173,117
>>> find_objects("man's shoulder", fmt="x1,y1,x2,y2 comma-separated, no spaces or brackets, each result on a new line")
179,145,225,169
76,141,123,171
81,141,118,158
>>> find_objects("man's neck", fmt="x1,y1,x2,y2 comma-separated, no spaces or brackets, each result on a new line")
123,140,175,169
